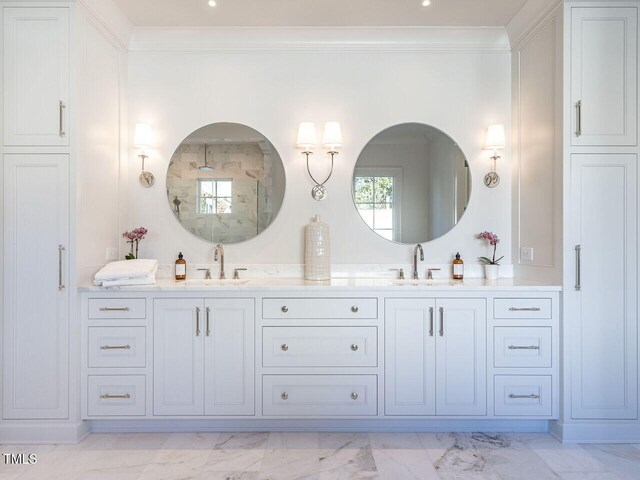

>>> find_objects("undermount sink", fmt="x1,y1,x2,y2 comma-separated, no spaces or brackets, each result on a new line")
182,279,249,286
390,279,456,286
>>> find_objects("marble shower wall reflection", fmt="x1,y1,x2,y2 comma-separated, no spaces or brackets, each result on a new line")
167,139,283,243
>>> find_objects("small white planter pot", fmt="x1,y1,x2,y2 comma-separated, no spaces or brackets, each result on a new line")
484,264,499,280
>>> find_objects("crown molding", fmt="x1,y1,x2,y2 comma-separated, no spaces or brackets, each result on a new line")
128,26,511,54
507,0,563,50
77,0,132,51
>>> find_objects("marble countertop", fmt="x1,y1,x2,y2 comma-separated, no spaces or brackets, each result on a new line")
80,277,562,292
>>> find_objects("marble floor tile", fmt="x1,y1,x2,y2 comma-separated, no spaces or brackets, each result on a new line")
368,433,423,449
267,433,320,449
205,449,265,472
417,432,458,449
109,433,171,450
160,432,222,451
532,444,606,473
194,472,259,480
558,472,624,480
319,446,377,480
215,433,270,450
258,449,321,480
579,444,640,480
371,448,440,480
138,448,212,480
318,432,370,450
490,460,560,480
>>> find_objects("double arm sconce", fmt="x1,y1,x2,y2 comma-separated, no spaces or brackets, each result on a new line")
297,122,342,200
484,124,505,188
133,123,155,188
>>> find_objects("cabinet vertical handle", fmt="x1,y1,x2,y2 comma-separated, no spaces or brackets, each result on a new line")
428,307,434,336
195,307,201,336
575,100,582,137
205,307,211,336
59,101,66,137
58,245,65,291
575,245,581,291
439,307,444,336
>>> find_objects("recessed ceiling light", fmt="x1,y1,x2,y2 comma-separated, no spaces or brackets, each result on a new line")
208,0,216,6
422,0,431,6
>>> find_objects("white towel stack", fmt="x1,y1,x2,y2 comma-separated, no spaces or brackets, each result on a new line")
94,259,158,287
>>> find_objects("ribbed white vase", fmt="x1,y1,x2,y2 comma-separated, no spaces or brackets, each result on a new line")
305,215,331,281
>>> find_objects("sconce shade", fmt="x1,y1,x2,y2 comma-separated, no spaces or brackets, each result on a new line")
297,122,317,150
323,122,343,150
133,123,153,148
484,124,505,150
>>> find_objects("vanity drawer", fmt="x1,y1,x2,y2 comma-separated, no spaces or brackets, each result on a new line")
262,298,378,320
494,327,552,368
88,298,146,319
87,375,146,416
493,298,552,319
494,375,552,416
262,375,377,416
263,326,377,367
88,327,146,368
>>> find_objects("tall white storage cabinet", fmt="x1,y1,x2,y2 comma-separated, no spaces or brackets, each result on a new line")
2,154,69,419
2,5,71,422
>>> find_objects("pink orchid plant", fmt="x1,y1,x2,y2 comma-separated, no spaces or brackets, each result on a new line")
477,231,504,265
122,227,148,260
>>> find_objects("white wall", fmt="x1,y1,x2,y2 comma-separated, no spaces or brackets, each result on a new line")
124,28,512,268
511,6,563,283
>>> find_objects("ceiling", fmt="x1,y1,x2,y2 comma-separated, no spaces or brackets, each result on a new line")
113,0,528,28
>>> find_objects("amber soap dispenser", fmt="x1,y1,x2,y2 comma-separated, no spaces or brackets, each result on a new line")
453,252,464,280
175,252,187,280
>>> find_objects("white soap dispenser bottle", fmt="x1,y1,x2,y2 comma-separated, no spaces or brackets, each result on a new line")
305,215,331,281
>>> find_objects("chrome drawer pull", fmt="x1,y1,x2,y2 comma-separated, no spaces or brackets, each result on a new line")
439,307,444,336
100,345,131,350
351,306,359,313
508,307,541,312
508,393,540,399
205,307,211,336
281,306,289,313
575,245,582,291
281,392,288,400
351,392,359,400
99,307,130,312
508,345,540,350
100,393,130,399
195,307,201,336
351,344,359,352
281,344,289,352
58,245,65,290
575,100,582,137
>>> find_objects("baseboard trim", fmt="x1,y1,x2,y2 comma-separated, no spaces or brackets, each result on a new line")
551,420,640,443
0,420,90,444
89,419,550,434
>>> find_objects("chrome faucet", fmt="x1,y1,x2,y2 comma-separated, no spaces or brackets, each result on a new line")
413,244,424,280
214,244,226,279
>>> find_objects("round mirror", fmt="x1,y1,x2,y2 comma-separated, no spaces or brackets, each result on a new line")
167,122,286,244
352,123,470,244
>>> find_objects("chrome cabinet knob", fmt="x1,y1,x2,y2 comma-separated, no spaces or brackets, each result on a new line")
281,306,289,313
351,306,359,313
281,392,289,400
281,344,289,352
351,392,359,400
351,344,359,351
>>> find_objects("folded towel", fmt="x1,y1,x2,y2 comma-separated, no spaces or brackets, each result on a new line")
94,259,158,282
95,274,156,288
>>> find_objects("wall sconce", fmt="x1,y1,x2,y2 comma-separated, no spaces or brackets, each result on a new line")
133,123,155,188
297,121,342,201
483,124,505,188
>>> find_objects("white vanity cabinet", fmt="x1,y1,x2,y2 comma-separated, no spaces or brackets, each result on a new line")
384,298,486,416
2,6,70,146
153,298,255,416
570,7,637,146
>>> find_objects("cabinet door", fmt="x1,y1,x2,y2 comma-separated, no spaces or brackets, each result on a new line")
571,7,638,146
384,299,436,416
3,7,70,146
153,299,204,416
204,299,255,416
435,299,487,416
2,154,69,419
569,154,638,419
